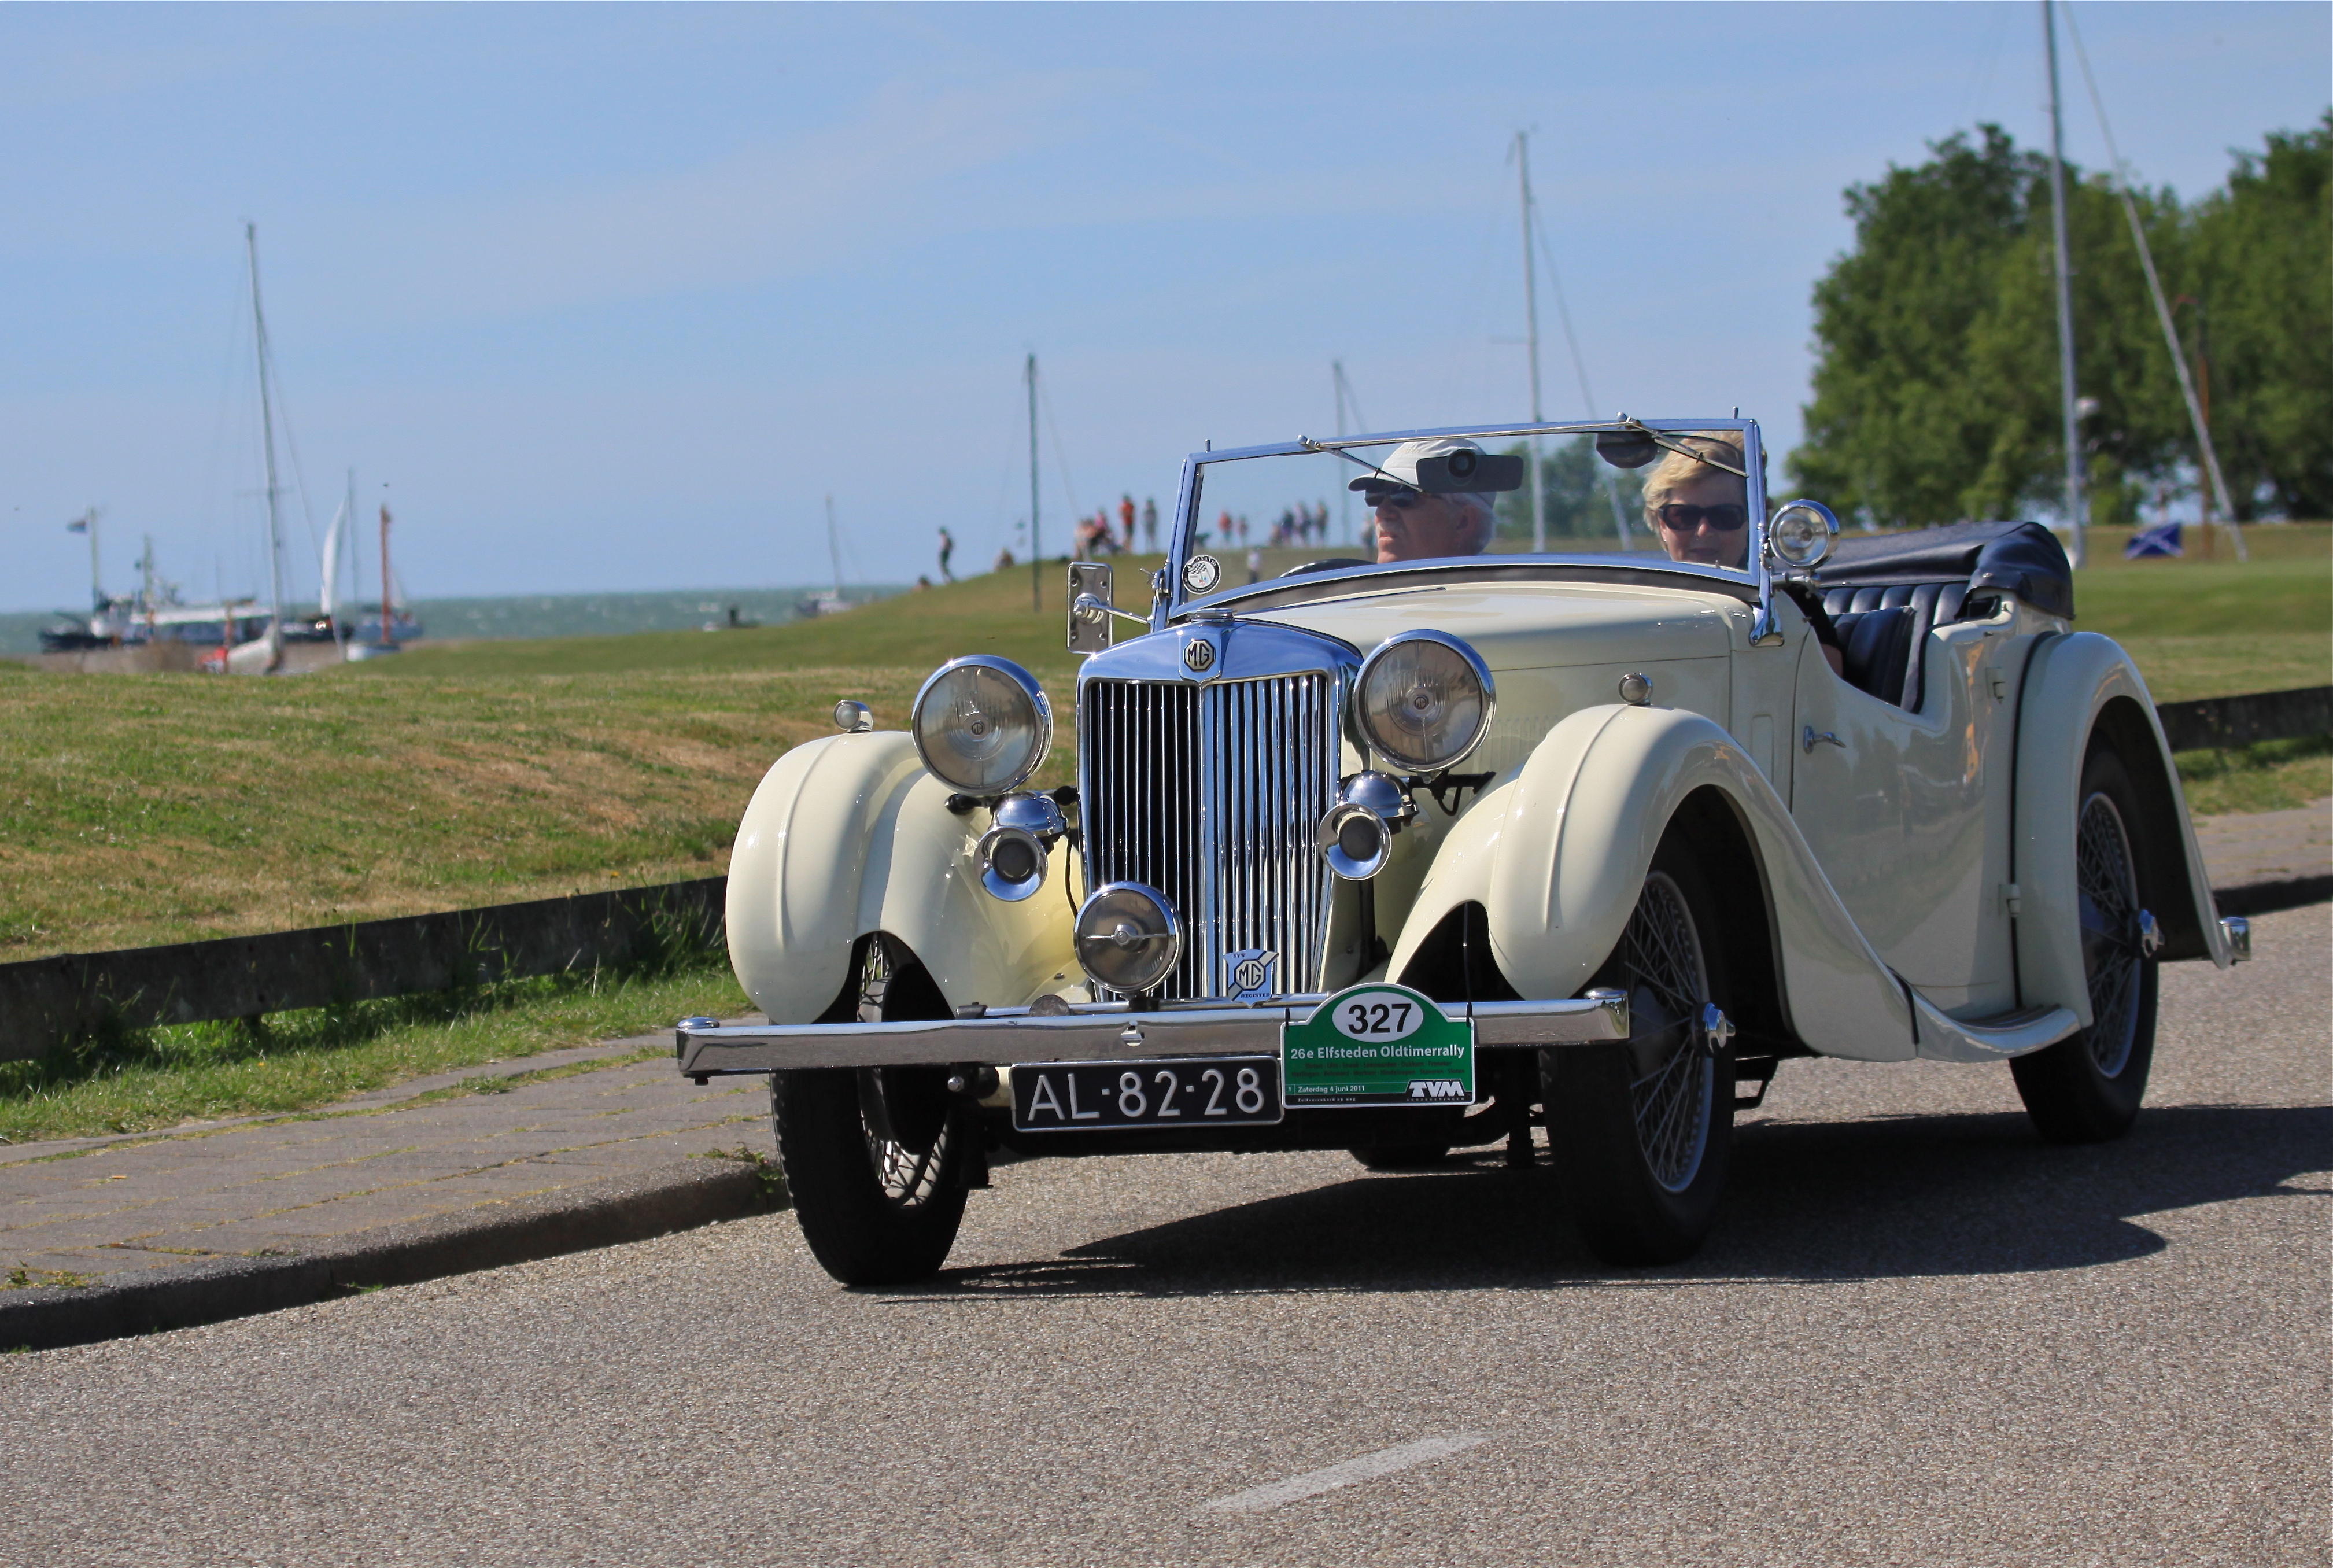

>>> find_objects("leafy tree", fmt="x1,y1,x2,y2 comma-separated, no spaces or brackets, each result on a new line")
1495,436,1645,544
1793,118,2330,525
1793,127,2050,525
2187,112,2333,519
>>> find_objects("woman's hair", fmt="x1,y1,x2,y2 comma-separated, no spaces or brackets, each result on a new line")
1640,431,1758,521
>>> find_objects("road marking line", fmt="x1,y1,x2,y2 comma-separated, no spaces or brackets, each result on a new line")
1196,1434,1487,1514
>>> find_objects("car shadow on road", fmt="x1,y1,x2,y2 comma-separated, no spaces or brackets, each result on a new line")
895,1102,2330,1300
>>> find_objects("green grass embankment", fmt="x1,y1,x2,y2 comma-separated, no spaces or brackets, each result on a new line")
3,535,2323,964
0,530,2320,1141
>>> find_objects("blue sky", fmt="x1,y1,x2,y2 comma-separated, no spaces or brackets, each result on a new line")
3,2,2324,611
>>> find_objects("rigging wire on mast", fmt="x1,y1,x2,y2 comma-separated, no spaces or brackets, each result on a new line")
2061,1,2246,558
1529,200,1634,548
1332,360,1368,545
1037,372,1082,525
1025,353,1041,613
2042,0,2088,569
1511,131,1547,552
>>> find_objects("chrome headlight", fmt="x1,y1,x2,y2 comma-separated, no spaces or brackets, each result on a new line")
1073,883,1182,995
1354,631,1495,773
910,656,1052,795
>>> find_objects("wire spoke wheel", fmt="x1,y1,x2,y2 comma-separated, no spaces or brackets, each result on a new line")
2074,791,2143,1078
2010,742,2160,1146
848,940,956,1212
1613,872,1715,1193
772,934,970,1285
1545,836,1734,1267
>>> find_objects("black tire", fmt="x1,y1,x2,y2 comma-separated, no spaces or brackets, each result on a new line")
1545,834,1734,1266
1348,1144,1453,1172
772,938,970,1286
2010,743,2160,1143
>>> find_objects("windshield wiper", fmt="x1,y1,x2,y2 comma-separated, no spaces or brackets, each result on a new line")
1297,437,1422,493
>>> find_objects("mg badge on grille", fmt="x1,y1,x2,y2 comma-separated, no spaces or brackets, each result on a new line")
1182,636,1217,674
1226,949,1278,1001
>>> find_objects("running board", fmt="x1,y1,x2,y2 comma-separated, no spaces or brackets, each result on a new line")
1910,996,2081,1063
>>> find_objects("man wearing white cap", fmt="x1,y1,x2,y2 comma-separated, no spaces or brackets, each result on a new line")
1350,437,1499,563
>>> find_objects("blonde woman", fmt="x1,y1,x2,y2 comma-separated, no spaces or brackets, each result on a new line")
1642,431,1754,570
1644,431,1844,673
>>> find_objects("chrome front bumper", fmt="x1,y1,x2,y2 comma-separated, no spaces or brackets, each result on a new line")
675,990,1630,1078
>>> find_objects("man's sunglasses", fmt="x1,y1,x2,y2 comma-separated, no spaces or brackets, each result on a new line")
1655,503,1749,533
1361,488,1431,510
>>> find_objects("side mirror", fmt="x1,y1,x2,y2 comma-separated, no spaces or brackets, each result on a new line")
1067,562,1113,654
1767,500,1840,570
1414,451,1525,494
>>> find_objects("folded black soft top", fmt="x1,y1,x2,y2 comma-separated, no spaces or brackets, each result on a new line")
1813,520,2073,619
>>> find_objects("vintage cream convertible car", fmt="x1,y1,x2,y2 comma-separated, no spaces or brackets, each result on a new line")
677,418,2247,1285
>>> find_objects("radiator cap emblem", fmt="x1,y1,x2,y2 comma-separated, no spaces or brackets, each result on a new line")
1182,636,1217,674
1226,949,1276,1001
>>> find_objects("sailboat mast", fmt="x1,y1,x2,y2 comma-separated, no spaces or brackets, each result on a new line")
825,495,844,600
246,223,289,665
379,503,393,648
1516,131,1546,553
1333,360,1352,546
2042,1,2087,569
84,508,102,611
1026,353,1041,613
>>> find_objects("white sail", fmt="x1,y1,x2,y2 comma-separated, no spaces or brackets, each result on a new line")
320,493,347,621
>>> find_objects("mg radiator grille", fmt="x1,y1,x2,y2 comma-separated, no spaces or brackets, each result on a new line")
1081,674,1338,1000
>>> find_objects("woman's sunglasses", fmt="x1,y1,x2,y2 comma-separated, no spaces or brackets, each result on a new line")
1656,503,1748,533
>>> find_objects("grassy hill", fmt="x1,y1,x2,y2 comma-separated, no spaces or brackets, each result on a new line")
0,530,2321,963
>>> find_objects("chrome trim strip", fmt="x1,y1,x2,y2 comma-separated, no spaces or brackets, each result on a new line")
675,992,1630,1075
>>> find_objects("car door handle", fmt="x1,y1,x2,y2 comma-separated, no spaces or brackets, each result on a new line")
1802,725,1845,754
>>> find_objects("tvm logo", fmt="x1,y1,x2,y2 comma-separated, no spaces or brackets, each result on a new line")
1408,1080,1468,1100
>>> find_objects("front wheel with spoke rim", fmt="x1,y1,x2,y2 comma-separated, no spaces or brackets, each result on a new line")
2010,743,2160,1143
1545,835,1734,1266
773,936,970,1286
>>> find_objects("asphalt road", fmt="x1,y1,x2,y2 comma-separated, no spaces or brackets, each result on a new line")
8,905,2325,1567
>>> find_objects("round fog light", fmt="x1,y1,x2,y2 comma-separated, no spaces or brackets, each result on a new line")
1073,883,1182,995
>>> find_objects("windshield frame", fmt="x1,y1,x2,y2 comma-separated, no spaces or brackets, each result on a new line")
1157,418,1773,629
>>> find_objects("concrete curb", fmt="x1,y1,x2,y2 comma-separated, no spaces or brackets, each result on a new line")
2,1156,784,1353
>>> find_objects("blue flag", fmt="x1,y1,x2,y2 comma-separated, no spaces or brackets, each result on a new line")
2124,522,2183,559
65,515,87,534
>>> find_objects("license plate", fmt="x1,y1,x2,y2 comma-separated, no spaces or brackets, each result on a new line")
1010,1057,1283,1131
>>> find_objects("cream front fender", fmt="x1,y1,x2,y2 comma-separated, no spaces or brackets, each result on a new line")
1392,704,1916,1062
725,732,1076,1023
2014,633,2229,1028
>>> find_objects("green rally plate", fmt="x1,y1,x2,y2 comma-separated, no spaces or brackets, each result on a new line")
1281,983,1475,1108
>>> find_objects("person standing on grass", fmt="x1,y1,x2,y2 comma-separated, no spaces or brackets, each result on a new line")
937,526,955,582
1142,497,1158,550
1247,545,1264,584
1118,495,1136,552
